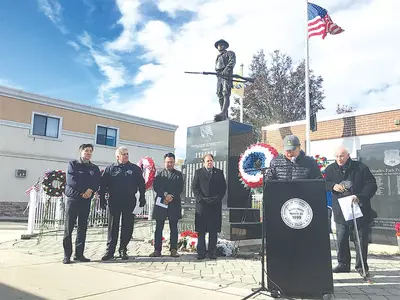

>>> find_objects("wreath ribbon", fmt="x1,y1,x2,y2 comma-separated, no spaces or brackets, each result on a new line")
138,156,156,190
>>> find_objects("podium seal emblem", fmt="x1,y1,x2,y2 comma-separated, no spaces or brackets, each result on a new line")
281,198,313,229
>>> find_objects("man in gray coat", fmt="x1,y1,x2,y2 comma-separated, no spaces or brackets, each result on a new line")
149,153,184,258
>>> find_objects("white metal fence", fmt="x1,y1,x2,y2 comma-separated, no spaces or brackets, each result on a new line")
26,185,156,235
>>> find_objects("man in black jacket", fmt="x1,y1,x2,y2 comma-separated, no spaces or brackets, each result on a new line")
192,154,227,260
149,153,184,258
100,146,146,260
325,146,377,277
63,144,101,264
266,135,322,180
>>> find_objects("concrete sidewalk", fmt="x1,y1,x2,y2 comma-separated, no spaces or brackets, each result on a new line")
1,222,399,300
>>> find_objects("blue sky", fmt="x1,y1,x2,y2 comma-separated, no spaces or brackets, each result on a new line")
1,0,399,158
0,0,192,105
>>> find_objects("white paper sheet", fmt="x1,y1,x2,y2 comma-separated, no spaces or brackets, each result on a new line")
338,196,363,221
155,196,168,209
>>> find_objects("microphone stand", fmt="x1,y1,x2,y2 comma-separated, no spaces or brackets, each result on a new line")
242,167,279,299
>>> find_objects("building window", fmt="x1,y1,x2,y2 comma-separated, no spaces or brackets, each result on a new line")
32,114,61,138
96,125,118,147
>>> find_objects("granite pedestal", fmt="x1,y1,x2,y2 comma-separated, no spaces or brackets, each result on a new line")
180,120,261,240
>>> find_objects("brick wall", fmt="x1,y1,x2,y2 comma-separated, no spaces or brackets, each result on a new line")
262,109,400,152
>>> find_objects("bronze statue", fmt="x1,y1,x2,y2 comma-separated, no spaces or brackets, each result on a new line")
214,39,236,121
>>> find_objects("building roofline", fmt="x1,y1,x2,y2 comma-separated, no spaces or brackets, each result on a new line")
262,105,400,131
0,85,178,132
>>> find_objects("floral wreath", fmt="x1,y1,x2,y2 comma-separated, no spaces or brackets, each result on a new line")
314,154,329,178
42,170,66,197
138,156,156,190
238,143,278,189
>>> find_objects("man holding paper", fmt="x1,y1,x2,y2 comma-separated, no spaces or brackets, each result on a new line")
150,153,184,258
325,146,377,277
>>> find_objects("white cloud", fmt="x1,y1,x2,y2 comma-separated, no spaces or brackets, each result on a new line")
67,40,80,51
156,0,206,16
101,0,399,158
79,32,127,102
105,0,142,52
37,0,67,34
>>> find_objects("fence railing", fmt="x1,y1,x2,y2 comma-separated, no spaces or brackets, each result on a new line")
26,186,156,235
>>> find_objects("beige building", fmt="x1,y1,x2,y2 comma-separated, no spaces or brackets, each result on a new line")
0,86,178,219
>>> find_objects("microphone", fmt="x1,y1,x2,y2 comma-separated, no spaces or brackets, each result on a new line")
291,157,296,164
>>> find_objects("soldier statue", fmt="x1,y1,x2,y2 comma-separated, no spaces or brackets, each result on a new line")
214,39,236,122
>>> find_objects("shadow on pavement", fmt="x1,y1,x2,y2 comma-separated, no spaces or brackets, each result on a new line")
0,283,46,300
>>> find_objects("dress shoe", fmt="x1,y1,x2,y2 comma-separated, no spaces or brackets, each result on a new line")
332,264,350,273
149,250,161,257
74,255,90,262
63,257,71,264
119,250,129,260
208,253,217,260
170,249,180,258
101,253,114,261
197,254,205,260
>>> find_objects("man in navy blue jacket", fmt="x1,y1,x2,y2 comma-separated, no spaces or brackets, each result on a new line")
100,146,146,260
63,144,101,264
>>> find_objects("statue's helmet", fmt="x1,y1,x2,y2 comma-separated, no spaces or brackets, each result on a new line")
214,39,229,49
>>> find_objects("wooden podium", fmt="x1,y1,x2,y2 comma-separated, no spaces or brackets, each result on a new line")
264,179,334,299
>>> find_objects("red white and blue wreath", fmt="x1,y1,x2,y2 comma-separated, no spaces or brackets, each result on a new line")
138,156,156,190
238,143,278,189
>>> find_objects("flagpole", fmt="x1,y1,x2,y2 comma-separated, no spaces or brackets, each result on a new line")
305,0,311,155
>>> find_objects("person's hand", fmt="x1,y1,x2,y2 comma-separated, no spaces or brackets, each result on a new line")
165,194,174,203
333,184,345,193
351,195,360,204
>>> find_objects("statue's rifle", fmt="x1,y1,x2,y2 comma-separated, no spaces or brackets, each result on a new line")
184,71,255,83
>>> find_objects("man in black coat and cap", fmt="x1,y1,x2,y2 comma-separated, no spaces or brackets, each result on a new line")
192,154,227,259
214,39,236,121
325,146,377,277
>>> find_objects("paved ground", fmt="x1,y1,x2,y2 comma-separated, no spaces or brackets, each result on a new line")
0,221,399,300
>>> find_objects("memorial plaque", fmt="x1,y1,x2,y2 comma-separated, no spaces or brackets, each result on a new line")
358,141,400,245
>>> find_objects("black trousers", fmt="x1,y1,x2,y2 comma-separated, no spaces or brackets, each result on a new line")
154,219,178,251
197,231,218,256
63,198,91,258
336,222,369,271
106,207,135,255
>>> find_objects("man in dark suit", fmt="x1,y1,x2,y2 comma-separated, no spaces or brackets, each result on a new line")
325,146,377,277
192,154,227,259
63,144,101,264
99,146,146,260
149,153,184,258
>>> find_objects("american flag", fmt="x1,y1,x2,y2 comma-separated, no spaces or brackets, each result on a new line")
25,177,41,195
308,2,344,39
